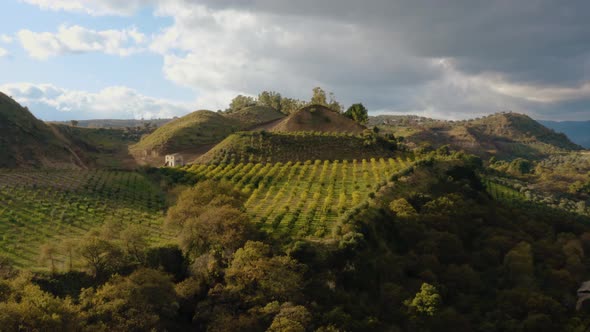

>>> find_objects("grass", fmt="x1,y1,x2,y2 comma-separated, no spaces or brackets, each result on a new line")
0,92,79,168
130,110,242,155
131,106,286,157
182,156,415,239
0,170,168,269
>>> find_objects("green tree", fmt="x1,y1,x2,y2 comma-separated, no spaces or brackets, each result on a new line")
225,241,306,304
166,181,245,230
344,103,368,124
180,205,253,258
78,235,124,278
229,95,256,112
120,225,149,264
0,273,83,331
258,91,282,111
281,97,306,114
389,198,418,218
267,303,312,332
80,268,179,331
503,241,534,287
311,87,327,105
405,282,441,317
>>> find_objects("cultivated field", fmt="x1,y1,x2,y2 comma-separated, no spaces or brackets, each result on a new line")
0,170,167,268
183,156,415,238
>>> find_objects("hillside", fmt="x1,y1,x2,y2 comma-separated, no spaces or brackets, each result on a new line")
0,92,85,169
372,112,582,160
196,131,397,164
130,110,242,162
223,105,286,127
271,104,365,134
540,120,590,148
54,118,172,129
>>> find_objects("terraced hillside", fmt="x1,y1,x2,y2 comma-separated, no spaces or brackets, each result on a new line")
181,156,415,238
0,170,167,269
197,131,397,164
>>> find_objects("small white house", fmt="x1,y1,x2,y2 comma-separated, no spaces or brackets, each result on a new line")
165,153,184,167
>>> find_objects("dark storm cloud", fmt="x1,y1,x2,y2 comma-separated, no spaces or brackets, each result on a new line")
183,0,590,87
150,0,590,120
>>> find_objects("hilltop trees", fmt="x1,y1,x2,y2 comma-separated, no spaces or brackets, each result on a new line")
258,91,282,111
311,87,343,113
229,95,256,112
344,103,369,124
227,87,344,114
280,97,307,114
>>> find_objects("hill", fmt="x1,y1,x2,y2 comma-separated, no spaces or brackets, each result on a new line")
371,112,582,160
540,120,590,148
0,92,85,169
196,131,397,164
271,104,365,134
223,105,286,128
130,110,242,163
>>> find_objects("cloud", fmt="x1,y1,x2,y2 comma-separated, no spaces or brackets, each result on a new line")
0,83,193,120
21,0,155,16
0,48,8,58
144,0,590,120
0,34,13,43
18,0,590,120
18,25,146,59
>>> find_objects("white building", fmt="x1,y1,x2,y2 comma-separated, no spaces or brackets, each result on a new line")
165,153,184,167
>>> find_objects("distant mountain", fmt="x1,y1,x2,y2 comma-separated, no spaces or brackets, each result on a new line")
539,120,590,148
0,92,86,169
371,112,582,160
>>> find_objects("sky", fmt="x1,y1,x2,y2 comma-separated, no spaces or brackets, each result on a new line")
1,1,590,121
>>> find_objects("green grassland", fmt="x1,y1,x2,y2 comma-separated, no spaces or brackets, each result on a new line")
0,170,168,269
181,156,415,239
0,92,83,169
131,106,287,159
130,110,243,156
197,131,397,163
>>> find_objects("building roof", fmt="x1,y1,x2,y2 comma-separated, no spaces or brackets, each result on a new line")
165,153,182,157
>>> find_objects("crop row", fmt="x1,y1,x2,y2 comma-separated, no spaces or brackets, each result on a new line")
0,170,167,268
183,157,413,238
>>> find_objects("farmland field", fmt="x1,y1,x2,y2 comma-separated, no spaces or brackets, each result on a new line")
0,170,167,268
0,156,415,268
182,156,415,238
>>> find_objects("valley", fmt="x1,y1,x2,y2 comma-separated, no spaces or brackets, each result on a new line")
1,90,589,331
